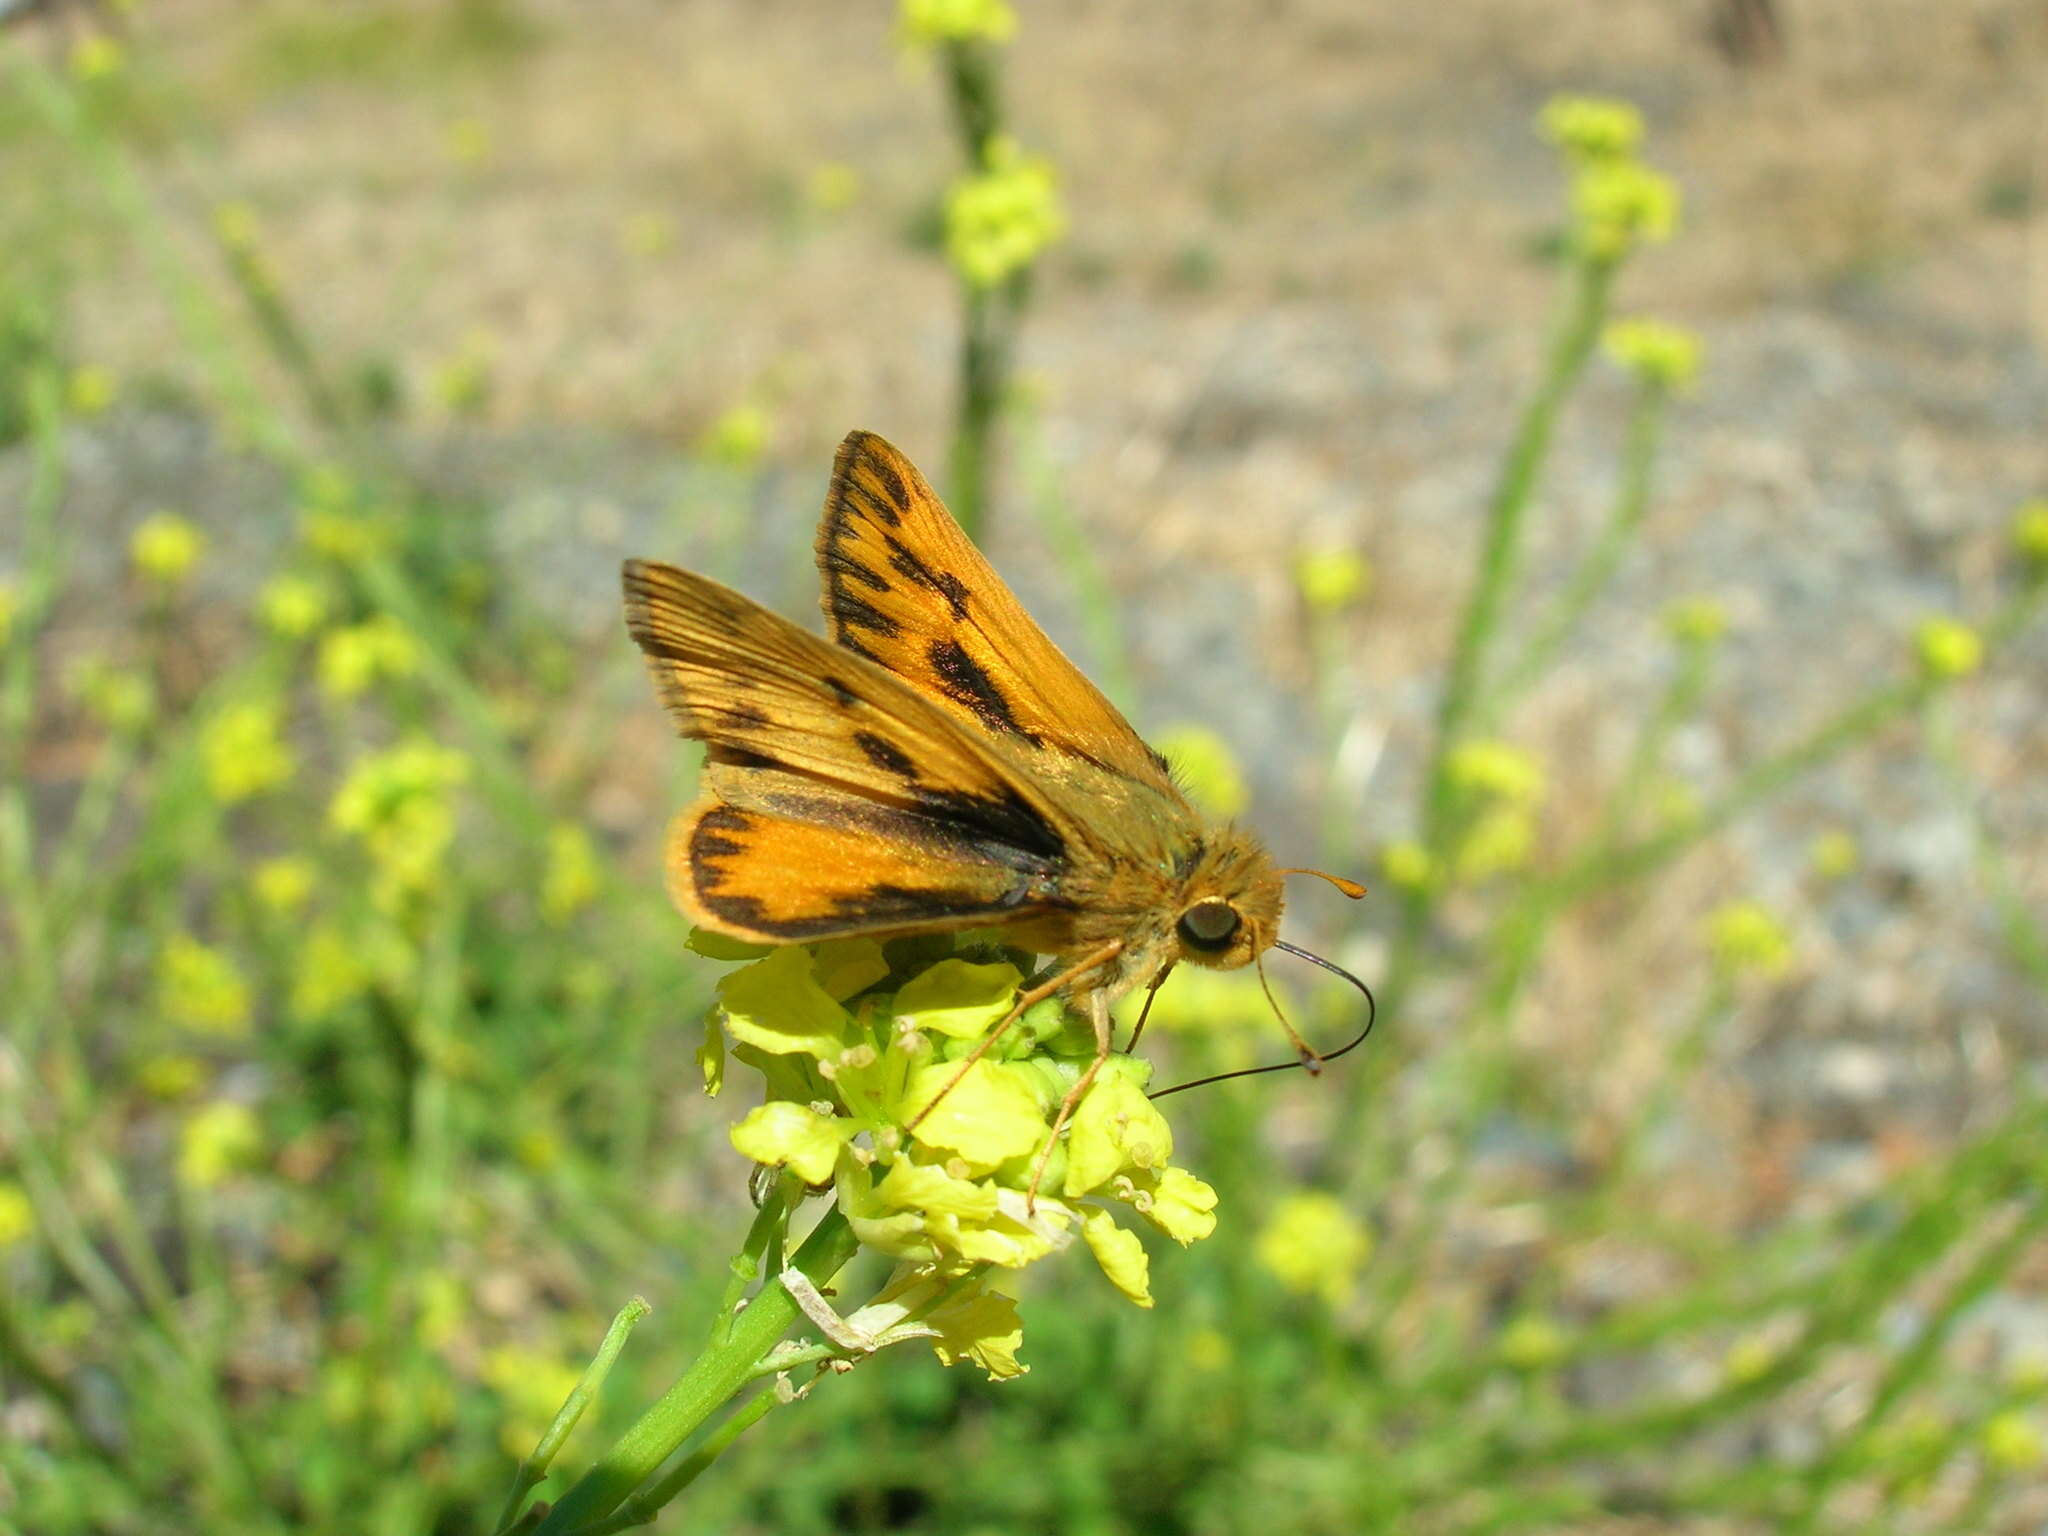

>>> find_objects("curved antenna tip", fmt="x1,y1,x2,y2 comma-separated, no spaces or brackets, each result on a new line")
1278,868,1368,900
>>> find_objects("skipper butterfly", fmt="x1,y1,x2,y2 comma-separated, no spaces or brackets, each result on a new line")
624,431,1371,1170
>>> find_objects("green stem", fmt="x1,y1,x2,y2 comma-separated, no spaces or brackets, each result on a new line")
494,1298,652,1536
1380,255,1616,1021
530,1206,860,1534
1488,379,1670,719
574,1387,783,1536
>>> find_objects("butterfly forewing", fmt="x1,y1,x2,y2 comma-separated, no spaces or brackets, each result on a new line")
623,558,1077,942
817,432,1180,795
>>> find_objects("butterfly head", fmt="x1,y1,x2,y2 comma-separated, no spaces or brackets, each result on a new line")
1170,832,1285,972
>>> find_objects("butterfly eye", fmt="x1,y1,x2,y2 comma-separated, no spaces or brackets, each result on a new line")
1177,900,1242,952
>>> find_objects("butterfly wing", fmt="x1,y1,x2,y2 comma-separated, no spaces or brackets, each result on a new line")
816,431,1179,794
623,558,1075,943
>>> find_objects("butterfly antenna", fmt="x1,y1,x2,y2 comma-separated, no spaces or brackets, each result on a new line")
1149,940,1377,1101
1277,867,1369,900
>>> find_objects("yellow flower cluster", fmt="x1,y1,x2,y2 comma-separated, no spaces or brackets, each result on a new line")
1705,900,1793,979
157,933,254,1037
200,699,297,804
318,615,420,699
1662,594,1729,646
329,740,472,907
700,403,770,470
130,512,204,586
945,136,1065,290
1605,318,1704,394
541,822,602,924
1295,548,1373,614
259,575,332,640
0,1181,33,1248
1445,739,1546,879
899,0,1017,45
1253,1191,1372,1306
705,938,1220,1375
2015,499,2048,567
1540,93,1680,264
178,1100,264,1190
1914,615,1983,681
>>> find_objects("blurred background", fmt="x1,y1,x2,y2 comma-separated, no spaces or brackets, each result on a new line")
2,2,2046,1532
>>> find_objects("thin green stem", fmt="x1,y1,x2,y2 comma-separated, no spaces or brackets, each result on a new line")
494,1298,653,1536
530,1205,860,1535
1488,381,1670,719
574,1384,784,1536
1380,255,1617,1021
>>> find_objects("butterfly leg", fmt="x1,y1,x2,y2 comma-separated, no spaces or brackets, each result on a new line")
904,939,1124,1137
1024,987,1114,1214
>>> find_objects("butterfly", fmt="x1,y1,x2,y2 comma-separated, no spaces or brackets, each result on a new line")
623,430,1372,1176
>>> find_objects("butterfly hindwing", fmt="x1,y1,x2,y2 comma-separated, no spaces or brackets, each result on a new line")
623,558,1072,941
816,431,1178,793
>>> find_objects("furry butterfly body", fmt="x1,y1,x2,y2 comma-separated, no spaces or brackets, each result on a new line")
623,430,1288,1013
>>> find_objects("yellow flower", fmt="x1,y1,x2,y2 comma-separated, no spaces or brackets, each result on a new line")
1382,840,1433,889
200,699,296,804
1063,1066,1172,1196
318,616,420,699
177,1101,264,1189
945,136,1065,289
291,924,374,1021
444,116,493,166
429,331,496,416
899,0,1017,45
1983,1410,2044,1474
700,404,770,469
1455,804,1536,880
1253,1192,1371,1306
1539,95,1644,162
138,1054,207,1100
1498,1312,1570,1371
541,822,602,924
1606,318,1704,393
0,582,18,650
69,34,124,81
1810,829,1859,881
66,366,116,416
157,934,253,1036
893,958,1025,1039
329,740,471,903
0,1181,33,1247
2013,499,2048,567
1705,900,1793,979
1080,1206,1151,1307
131,512,204,585
300,506,393,567
1445,740,1546,805
730,1102,850,1185
1914,615,1983,681
701,937,1221,1334
1154,724,1249,818
1722,1333,1776,1384
806,162,863,213
1295,548,1372,614
253,856,316,914
1662,595,1728,645
71,661,154,731
1571,160,1681,261
258,575,331,639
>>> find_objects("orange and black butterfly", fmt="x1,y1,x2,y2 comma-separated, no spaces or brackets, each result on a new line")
623,431,1372,1139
